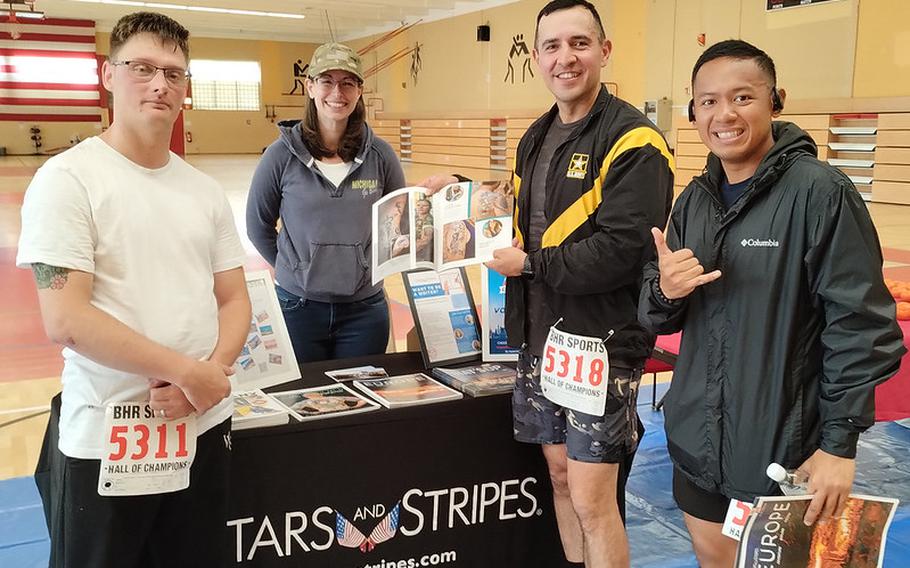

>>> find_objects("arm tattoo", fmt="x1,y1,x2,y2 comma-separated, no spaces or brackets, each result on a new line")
32,263,70,290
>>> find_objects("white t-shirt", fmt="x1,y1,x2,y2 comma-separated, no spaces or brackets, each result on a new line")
16,137,246,459
314,159,352,188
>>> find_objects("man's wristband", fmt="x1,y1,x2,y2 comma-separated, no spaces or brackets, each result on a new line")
521,255,534,278
653,277,680,306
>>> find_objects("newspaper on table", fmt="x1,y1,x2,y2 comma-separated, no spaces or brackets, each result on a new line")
371,180,513,284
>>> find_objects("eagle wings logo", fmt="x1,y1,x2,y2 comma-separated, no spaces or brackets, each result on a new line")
335,502,401,553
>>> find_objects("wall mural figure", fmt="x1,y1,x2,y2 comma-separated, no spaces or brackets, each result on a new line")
287,59,309,95
410,42,422,86
503,33,533,84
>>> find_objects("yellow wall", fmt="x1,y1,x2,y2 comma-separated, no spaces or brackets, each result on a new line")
348,0,655,115
0,122,104,156
349,2,555,115
741,0,857,100
610,0,648,108
655,0,859,116
854,0,910,97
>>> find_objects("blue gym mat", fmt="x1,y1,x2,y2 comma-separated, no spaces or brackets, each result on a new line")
2,382,908,567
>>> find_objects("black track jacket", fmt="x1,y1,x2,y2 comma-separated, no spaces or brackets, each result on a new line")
508,87,674,366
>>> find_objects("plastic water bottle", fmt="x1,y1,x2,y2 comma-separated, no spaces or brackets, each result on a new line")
766,463,809,496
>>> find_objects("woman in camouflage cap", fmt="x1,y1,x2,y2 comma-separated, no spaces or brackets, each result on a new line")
247,42,406,362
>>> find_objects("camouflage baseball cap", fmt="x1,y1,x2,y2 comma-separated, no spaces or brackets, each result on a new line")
308,42,363,81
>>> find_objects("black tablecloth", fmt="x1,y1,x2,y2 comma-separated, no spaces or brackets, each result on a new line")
229,352,568,567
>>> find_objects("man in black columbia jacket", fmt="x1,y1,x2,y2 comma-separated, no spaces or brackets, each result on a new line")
639,40,905,568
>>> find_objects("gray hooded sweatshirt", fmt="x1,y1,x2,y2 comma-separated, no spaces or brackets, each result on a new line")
246,120,405,302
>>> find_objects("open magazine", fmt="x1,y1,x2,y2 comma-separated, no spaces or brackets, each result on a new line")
736,494,899,568
371,180,513,284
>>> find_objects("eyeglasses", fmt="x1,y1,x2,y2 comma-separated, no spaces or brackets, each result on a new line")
312,75,362,93
111,60,191,86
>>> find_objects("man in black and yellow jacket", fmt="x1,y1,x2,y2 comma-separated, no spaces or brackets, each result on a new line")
420,2,673,565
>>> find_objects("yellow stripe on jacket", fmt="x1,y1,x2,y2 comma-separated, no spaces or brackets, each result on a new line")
540,127,675,249
512,169,524,249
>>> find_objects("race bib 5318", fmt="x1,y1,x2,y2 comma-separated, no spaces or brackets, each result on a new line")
540,326,609,415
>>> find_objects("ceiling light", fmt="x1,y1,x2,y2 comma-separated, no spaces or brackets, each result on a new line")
69,0,305,19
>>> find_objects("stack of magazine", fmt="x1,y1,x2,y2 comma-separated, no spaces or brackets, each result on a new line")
353,373,463,408
232,389,292,430
432,363,515,397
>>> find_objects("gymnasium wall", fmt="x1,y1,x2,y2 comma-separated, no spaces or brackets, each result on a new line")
5,0,910,155
853,0,910,97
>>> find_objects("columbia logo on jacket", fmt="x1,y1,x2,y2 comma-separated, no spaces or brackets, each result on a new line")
741,238,779,248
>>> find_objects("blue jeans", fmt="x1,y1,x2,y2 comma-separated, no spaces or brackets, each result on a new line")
275,285,390,363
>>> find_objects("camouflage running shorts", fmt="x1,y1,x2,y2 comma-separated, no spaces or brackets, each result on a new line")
512,347,644,463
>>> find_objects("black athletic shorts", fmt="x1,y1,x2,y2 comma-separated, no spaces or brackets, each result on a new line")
672,467,730,523
36,405,232,568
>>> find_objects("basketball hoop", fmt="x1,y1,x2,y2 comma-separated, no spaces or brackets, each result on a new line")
3,1,43,33
5,10,22,40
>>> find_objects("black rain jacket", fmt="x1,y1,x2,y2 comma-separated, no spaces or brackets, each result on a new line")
639,122,905,500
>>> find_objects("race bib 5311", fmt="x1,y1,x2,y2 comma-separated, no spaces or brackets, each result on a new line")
98,402,197,497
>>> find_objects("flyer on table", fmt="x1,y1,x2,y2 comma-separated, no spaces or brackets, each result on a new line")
407,268,481,365
232,271,300,390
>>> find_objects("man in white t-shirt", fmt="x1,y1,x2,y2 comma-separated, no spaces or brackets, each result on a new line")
16,12,251,568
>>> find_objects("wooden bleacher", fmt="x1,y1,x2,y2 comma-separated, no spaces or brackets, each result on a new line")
375,111,541,172
375,98,910,206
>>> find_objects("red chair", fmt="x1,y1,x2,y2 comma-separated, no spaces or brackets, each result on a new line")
643,332,681,410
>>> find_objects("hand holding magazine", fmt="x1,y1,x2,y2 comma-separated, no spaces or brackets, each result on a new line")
371,180,514,284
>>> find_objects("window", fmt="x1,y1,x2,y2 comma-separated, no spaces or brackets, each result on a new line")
189,60,261,111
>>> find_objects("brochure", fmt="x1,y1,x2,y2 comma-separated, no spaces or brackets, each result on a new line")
353,373,464,408
371,180,514,284
232,271,300,390
431,363,516,397
270,384,380,422
231,389,291,430
402,267,482,367
481,266,519,362
736,494,899,568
